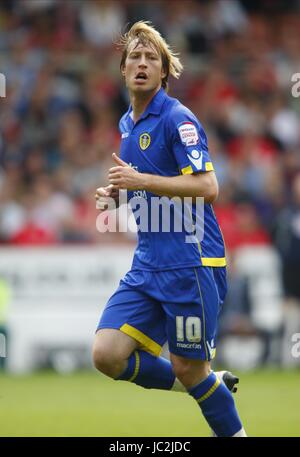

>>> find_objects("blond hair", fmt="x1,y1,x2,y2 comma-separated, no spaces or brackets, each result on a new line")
118,21,183,90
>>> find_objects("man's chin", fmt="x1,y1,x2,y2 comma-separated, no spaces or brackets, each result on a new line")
132,84,151,91
129,84,159,95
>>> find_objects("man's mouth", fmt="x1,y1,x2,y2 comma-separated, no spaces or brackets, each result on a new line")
135,72,148,81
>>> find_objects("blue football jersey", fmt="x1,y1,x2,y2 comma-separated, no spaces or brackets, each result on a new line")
119,88,226,271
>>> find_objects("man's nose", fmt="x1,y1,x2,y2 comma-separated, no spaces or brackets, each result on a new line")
138,55,147,67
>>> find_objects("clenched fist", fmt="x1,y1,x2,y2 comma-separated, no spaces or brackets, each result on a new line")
95,184,119,211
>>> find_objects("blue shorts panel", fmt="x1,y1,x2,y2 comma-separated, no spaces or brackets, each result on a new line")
96,267,227,361
159,267,221,360
212,266,228,306
97,270,167,356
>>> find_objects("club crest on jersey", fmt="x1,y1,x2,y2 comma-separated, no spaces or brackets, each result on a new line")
139,132,151,150
178,122,199,146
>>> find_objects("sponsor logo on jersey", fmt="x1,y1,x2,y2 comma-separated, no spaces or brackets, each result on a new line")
128,162,138,171
178,122,199,146
139,132,151,150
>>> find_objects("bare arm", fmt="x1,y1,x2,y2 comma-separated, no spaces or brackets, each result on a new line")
140,171,219,204
108,153,219,204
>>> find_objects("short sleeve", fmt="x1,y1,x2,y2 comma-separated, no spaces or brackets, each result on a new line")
167,106,214,175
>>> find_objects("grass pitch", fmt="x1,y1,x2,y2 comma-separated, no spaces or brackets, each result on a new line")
0,369,299,437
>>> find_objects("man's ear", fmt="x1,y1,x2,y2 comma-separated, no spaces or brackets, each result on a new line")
121,65,126,77
161,66,167,79
161,72,167,79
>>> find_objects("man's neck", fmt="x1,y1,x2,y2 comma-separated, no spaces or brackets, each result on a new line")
130,87,161,123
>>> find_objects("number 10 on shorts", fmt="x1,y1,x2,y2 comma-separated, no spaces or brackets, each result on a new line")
176,316,201,343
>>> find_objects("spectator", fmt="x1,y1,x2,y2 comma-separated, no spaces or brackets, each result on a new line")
275,174,300,367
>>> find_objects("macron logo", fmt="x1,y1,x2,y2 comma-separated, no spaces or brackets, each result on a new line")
188,149,203,170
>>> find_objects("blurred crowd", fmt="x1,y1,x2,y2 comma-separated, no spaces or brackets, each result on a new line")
0,0,300,367
0,0,299,247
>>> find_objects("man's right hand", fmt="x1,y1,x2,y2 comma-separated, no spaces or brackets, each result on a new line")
95,184,119,211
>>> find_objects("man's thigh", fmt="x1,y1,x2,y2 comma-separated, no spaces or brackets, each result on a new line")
93,328,140,360
96,270,167,357
159,267,221,361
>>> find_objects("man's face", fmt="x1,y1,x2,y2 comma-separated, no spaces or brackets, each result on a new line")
122,39,166,94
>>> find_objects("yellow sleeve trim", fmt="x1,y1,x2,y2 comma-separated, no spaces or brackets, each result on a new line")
181,165,193,175
201,257,227,267
128,351,140,382
205,162,214,171
196,378,221,404
120,323,162,357
181,162,214,175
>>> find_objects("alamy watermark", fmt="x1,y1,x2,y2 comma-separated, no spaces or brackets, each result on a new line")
96,191,205,244
291,333,300,358
0,73,6,98
0,333,6,358
291,73,300,98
